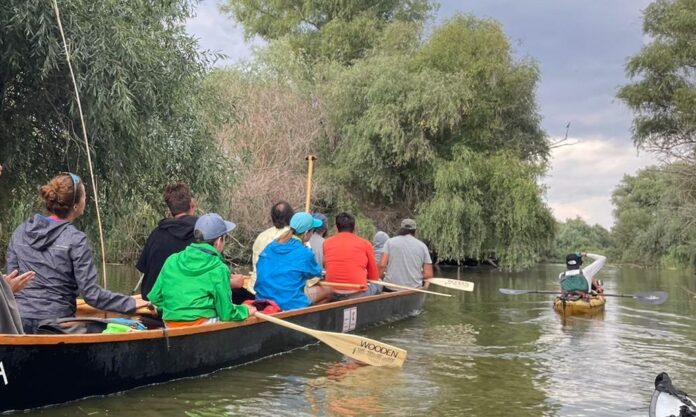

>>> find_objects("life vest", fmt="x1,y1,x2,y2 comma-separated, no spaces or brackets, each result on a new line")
560,270,589,293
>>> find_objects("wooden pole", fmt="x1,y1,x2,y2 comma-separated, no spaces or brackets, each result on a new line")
305,155,317,212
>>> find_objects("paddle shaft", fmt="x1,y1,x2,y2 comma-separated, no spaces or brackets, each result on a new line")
318,281,363,289
509,290,633,298
368,280,451,297
131,274,144,295
499,288,668,304
305,155,317,212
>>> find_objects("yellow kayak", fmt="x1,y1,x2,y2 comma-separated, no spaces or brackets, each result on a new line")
553,294,606,316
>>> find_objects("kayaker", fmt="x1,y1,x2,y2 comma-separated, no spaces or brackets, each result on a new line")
372,231,389,264
323,212,381,300
379,218,433,289
255,212,333,310
136,182,198,301
148,213,256,327
250,201,294,289
560,252,606,296
6,173,150,333
308,212,328,267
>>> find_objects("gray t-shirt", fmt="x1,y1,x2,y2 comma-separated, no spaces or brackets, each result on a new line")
309,233,325,267
383,235,432,288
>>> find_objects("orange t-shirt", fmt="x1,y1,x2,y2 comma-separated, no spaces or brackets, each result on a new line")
323,232,379,293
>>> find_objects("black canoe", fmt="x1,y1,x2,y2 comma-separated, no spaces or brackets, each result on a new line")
0,290,424,413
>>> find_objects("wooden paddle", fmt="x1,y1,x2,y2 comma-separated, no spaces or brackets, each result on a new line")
426,278,474,292
498,288,669,305
255,312,406,367
368,280,452,297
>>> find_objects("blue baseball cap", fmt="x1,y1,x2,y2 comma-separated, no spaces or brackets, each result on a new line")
290,212,322,234
194,213,236,241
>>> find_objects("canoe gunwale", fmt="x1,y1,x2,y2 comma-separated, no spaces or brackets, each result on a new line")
0,289,416,345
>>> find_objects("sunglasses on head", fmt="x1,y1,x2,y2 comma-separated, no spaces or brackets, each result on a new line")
59,172,81,206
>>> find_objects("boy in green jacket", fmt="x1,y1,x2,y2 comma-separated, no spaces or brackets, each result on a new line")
149,213,256,327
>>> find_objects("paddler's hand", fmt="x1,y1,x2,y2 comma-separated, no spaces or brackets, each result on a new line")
133,297,154,314
245,305,257,317
3,270,35,294
230,274,244,289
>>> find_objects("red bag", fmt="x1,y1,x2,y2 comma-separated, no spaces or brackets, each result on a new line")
243,299,282,314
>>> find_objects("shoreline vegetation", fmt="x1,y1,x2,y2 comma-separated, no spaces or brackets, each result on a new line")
2,0,695,271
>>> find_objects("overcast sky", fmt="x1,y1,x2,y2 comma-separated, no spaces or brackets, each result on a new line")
186,0,658,228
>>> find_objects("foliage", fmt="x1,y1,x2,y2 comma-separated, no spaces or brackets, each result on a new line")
314,15,552,268
611,166,696,268
616,0,696,270
418,149,554,269
617,0,696,160
547,217,612,263
0,0,223,263
221,0,432,64
197,68,325,263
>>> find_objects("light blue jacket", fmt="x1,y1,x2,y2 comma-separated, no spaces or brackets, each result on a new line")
255,238,322,311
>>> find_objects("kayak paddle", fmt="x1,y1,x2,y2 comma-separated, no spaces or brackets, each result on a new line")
498,288,669,305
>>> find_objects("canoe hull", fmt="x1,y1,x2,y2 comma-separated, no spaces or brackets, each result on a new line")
0,290,424,413
553,295,605,316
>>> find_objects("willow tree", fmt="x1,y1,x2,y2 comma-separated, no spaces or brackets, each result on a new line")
0,1,222,261
611,166,696,268
618,0,696,160
616,0,696,268
317,16,553,268
221,0,432,64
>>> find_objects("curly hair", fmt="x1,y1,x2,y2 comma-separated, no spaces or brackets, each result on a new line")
39,174,84,218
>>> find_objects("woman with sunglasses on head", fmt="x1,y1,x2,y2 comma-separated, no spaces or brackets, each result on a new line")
5,173,150,333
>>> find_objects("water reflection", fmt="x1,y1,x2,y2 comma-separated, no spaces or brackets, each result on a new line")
21,264,696,417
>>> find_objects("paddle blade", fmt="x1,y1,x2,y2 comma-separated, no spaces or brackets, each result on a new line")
314,330,407,368
428,278,474,292
498,288,532,295
635,291,669,305
256,312,406,367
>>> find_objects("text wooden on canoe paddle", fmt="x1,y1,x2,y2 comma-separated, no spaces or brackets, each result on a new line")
255,312,407,367
498,288,669,305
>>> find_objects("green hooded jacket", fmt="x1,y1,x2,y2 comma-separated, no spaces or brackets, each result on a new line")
148,242,249,322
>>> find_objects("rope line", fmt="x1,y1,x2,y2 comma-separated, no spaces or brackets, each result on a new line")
52,0,109,289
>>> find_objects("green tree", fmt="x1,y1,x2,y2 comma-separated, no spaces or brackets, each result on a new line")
221,0,432,63
315,15,552,268
547,217,612,262
611,166,696,268
617,0,696,159
0,0,223,262
616,0,696,269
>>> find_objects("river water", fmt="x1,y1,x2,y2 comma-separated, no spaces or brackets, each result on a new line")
22,264,696,417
